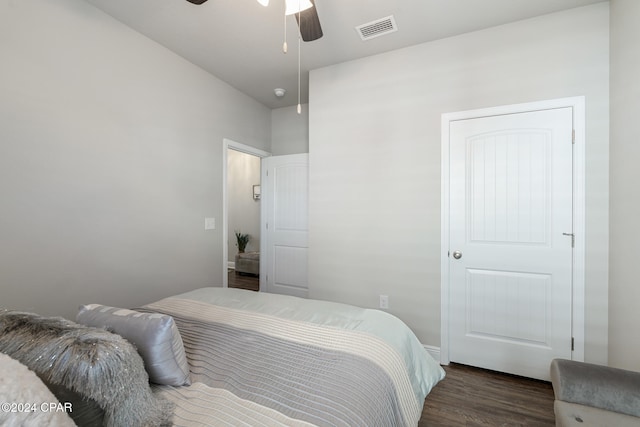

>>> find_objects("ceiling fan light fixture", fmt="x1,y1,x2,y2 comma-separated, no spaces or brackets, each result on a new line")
285,0,313,16
256,0,269,6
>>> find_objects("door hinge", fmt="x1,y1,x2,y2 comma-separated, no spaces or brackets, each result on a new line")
572,129,575,144
266,222,269,230
563,232,575,248
571,337,575,351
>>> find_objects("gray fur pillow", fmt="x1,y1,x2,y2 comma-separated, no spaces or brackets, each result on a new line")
76,304,191,386
0,310,174,427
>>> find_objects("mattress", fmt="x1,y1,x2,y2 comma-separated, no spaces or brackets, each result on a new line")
141,287,445,426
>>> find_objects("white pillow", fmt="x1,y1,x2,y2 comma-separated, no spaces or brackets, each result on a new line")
76,304,191,386
0,352,77,427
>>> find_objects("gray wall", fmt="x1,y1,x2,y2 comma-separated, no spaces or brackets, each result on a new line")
271,105,309,155
609,0,640,371
0,0,270,320
309,4,610,363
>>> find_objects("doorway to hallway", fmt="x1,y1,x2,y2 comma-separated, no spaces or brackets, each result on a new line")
222,139,270,290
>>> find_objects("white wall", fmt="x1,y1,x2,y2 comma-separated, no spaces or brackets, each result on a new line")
271,105,309,155
0,0,270,320
309,4,610,363
227,150,262,259
609,0,640,371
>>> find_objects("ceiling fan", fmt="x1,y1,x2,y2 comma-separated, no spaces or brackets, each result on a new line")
185,0,323,41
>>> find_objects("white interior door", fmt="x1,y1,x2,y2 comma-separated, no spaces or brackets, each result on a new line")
447,107,574,380
261,154,309,297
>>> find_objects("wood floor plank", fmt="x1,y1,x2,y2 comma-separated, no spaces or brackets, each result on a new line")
227,269,259,291
420,363,555,426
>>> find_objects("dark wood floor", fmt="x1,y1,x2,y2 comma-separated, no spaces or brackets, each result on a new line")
228,269,259,292
419,363,555,426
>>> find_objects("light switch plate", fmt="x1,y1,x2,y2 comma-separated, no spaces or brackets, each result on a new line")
204,217,216,230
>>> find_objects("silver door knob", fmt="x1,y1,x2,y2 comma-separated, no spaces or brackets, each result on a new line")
452,250,462,259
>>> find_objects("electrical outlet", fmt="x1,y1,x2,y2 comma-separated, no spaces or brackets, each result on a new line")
379,294,389,310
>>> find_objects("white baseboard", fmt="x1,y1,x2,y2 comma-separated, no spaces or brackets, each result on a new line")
424,345,441,363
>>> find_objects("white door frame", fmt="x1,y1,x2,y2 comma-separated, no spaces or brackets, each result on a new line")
440,96,586,365
222,138,271,288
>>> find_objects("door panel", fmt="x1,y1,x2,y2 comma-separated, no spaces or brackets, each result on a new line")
467,269,550,344
262,154,309,297
448,108,573,380
273,246,308,293
468,130,550,245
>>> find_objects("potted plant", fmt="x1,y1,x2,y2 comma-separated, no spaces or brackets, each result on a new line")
235,231,250,253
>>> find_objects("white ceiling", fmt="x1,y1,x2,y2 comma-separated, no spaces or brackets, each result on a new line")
85,0,606,109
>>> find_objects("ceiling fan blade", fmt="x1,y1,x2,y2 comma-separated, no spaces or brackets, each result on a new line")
185,0,208,4
295,0,323,42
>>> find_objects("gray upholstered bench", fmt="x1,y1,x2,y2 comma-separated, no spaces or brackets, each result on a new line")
235,251,260,276
550,358,640,426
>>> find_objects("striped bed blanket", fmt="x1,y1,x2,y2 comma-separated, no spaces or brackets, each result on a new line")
141,288,445,427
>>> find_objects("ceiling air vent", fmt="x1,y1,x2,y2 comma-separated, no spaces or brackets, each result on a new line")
355,15,398,41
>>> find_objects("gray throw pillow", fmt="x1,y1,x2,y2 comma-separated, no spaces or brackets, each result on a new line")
76,304,191,386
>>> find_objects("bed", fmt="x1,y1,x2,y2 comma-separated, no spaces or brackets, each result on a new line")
137,287,445,427
0,288,444,427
